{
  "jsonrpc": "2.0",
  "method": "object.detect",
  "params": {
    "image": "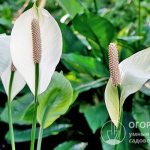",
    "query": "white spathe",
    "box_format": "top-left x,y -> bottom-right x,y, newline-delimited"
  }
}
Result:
0,34 -> 26,100
0,34 -> 11,75
1,62 -> 26,101
105,47 -> 150,126
10,6 -> 62,95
